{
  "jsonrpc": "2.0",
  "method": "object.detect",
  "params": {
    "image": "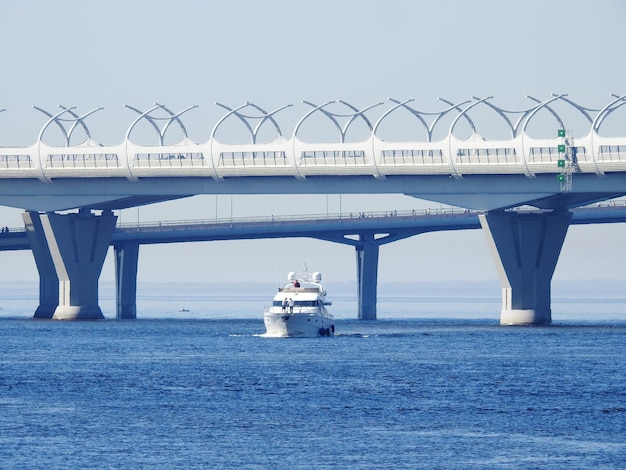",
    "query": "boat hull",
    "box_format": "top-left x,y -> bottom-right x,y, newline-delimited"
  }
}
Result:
263,309 -> 334,337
